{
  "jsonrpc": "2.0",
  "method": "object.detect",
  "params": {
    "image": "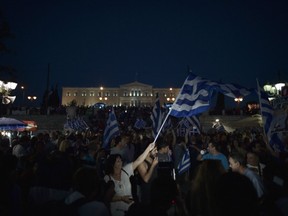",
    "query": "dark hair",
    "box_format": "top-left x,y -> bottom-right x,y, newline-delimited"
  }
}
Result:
114,135 -> 122,146
72,167 -> 99,198
105,154 -> 122,175
156,136 -> 169,150
229,151 -> 246,166
210,141 -> 221,152
189,160 -> 226,216
214,172 -> 259,216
